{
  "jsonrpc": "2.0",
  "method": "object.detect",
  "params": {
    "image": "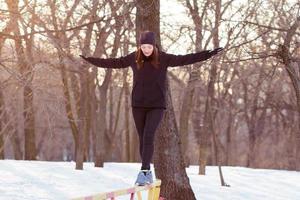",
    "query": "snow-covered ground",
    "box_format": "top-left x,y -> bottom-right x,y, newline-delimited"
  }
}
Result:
0,160 -> 299,200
